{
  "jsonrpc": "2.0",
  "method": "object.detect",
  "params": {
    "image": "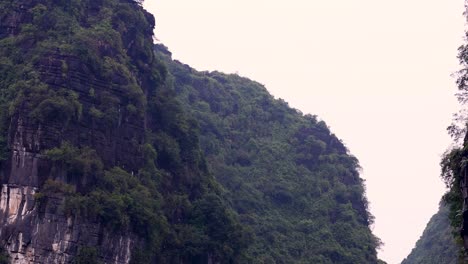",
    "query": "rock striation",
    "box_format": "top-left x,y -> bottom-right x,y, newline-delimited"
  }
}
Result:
0,1 -> 148,263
